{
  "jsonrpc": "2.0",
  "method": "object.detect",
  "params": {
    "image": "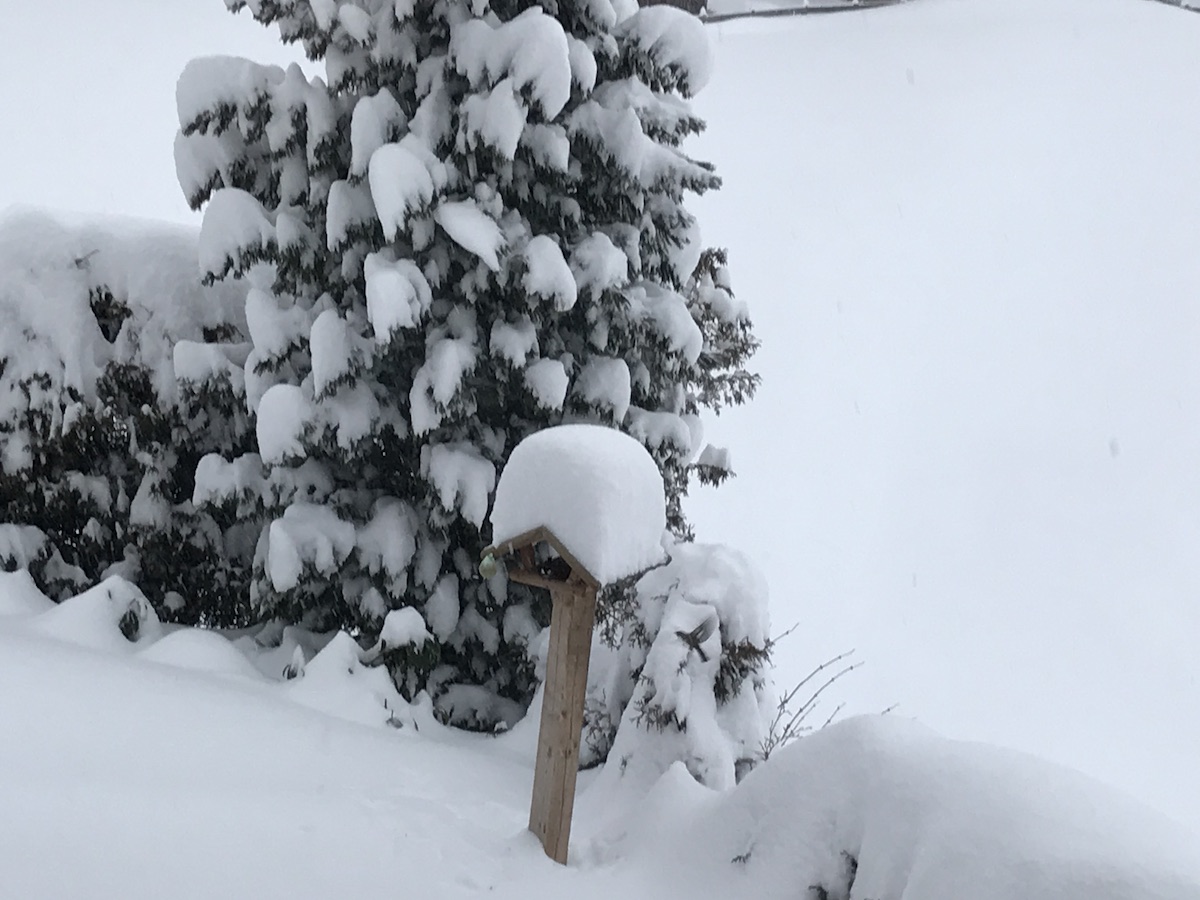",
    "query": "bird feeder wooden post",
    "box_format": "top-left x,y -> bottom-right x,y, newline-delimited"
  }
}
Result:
481,527 -> 601,865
